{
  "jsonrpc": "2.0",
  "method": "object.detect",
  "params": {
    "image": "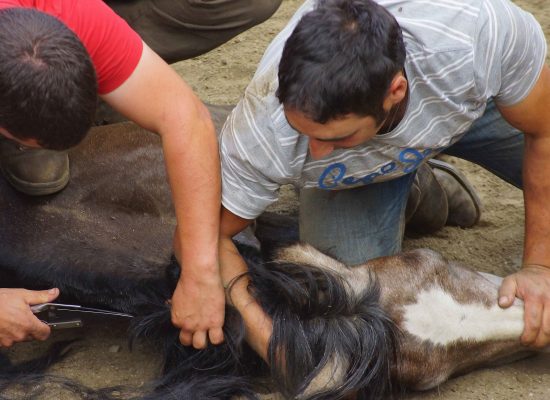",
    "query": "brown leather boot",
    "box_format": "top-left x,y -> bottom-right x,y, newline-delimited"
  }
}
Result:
405,162 -> 449,235
0,137 -> 69,196
428,159 -> 482,228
